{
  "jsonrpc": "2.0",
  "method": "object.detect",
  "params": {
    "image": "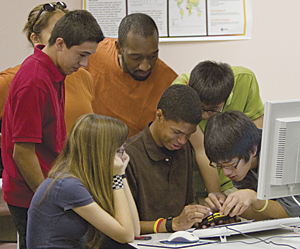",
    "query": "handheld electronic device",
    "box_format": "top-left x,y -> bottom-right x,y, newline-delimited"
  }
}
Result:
198,212 -> 234,227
